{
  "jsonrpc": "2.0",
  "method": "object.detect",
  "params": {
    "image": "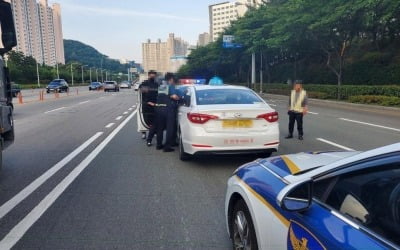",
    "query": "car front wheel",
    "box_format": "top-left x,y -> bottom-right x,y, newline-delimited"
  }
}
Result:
231,199 -> 258,250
